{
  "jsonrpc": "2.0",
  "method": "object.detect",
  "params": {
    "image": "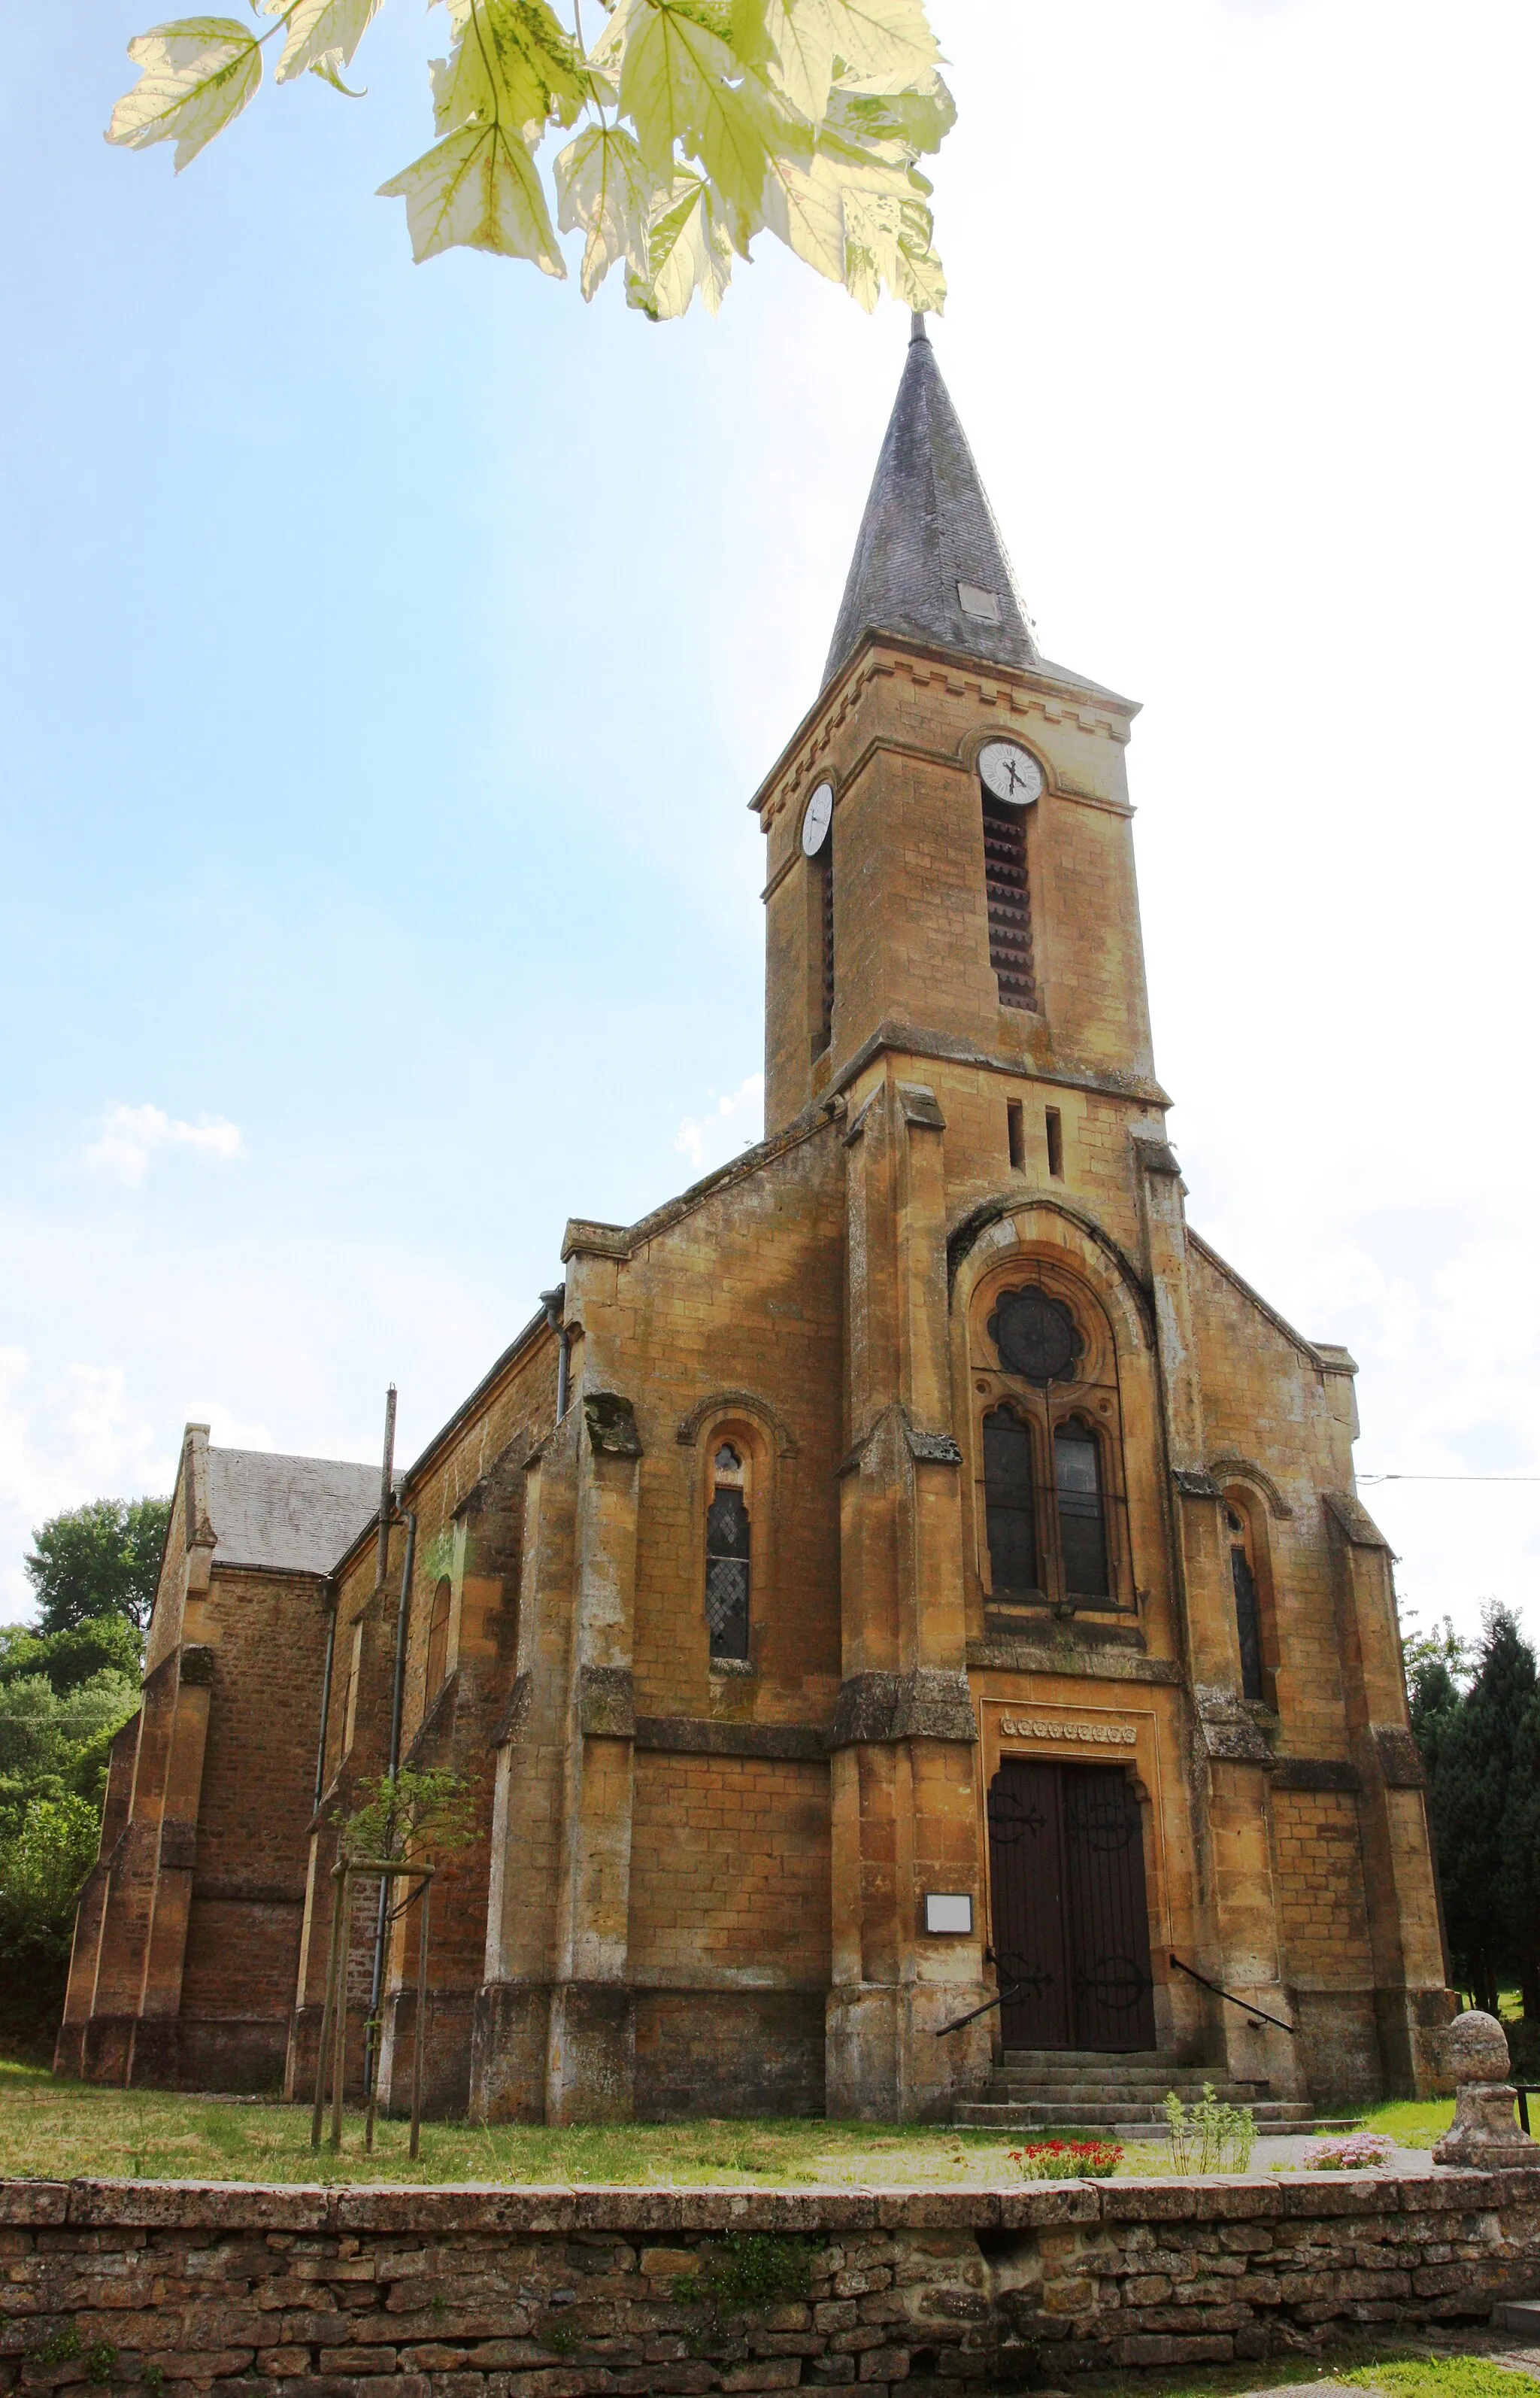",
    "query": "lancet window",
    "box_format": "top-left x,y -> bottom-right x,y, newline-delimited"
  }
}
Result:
817,839 -> 835,1051
425,1575 -> 452,1698
1226,1500 -> 1266,1704
983,1407 -> 1038,1594
705,1442 -> 752,1662
1053,1421 -> 1109,1599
